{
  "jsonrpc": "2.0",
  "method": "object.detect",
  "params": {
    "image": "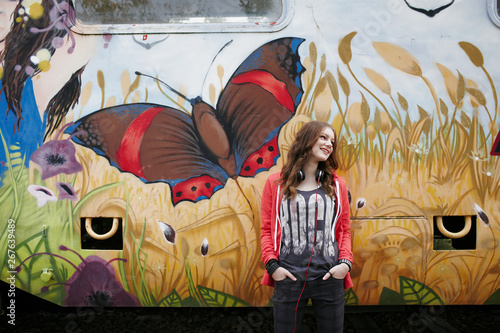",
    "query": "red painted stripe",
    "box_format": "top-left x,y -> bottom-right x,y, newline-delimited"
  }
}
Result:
231,70 -> 294,112
116,107 -> 163,179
